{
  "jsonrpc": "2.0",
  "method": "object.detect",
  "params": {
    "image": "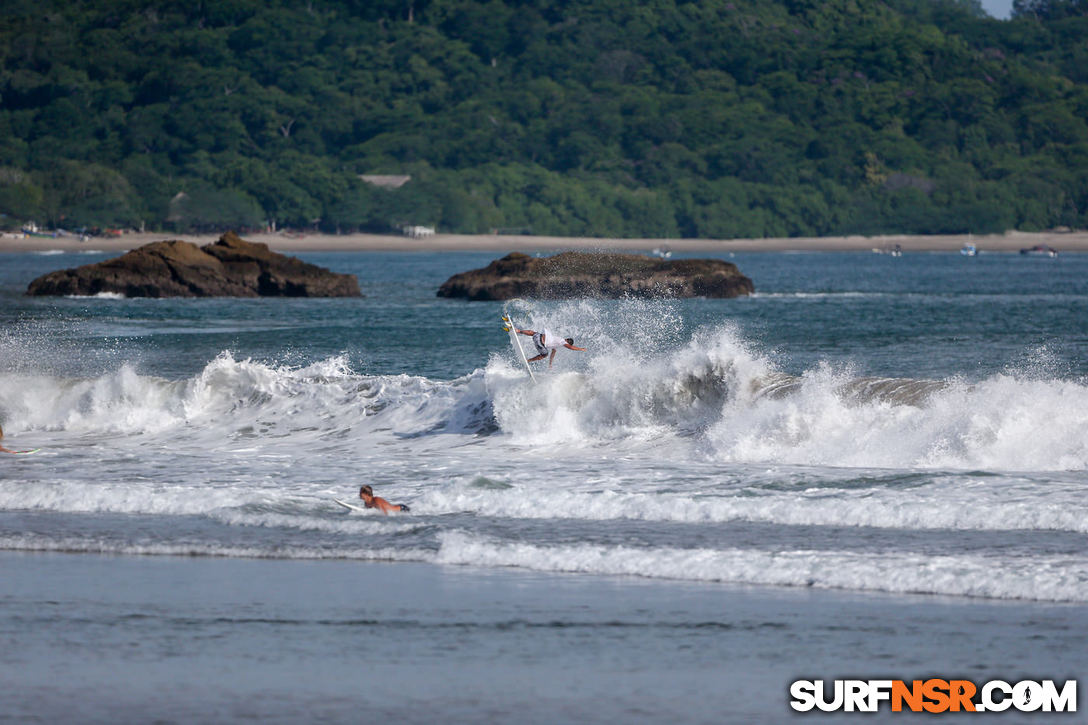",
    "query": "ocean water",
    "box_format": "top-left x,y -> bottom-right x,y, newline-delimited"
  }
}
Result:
2,247 -> 1086,722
